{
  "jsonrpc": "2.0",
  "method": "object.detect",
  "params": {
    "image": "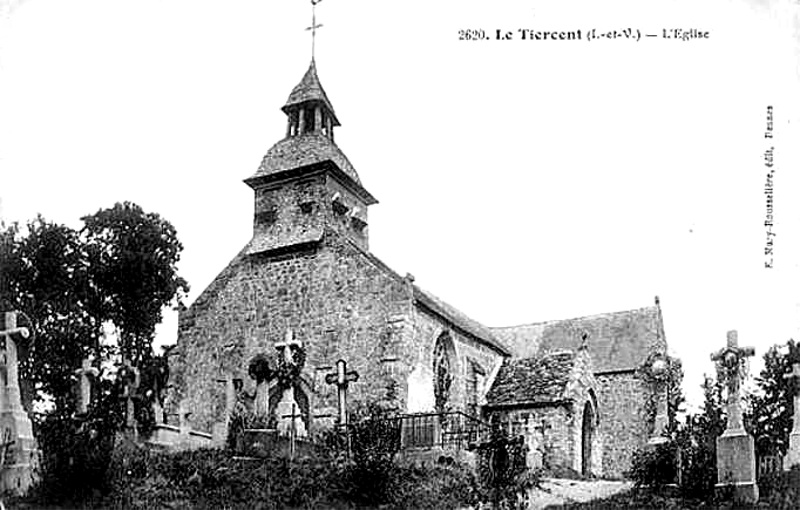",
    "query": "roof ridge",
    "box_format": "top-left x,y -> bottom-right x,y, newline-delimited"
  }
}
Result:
491,304 -> 659,331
